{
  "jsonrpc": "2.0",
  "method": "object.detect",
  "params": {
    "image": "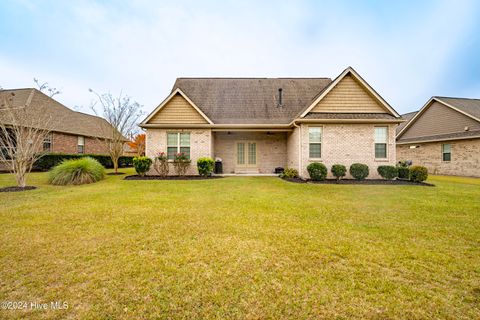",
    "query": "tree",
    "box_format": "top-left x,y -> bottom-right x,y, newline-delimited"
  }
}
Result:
127,133 -> 146,156
0,82 -> 60,188
89,90 -> 143,174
